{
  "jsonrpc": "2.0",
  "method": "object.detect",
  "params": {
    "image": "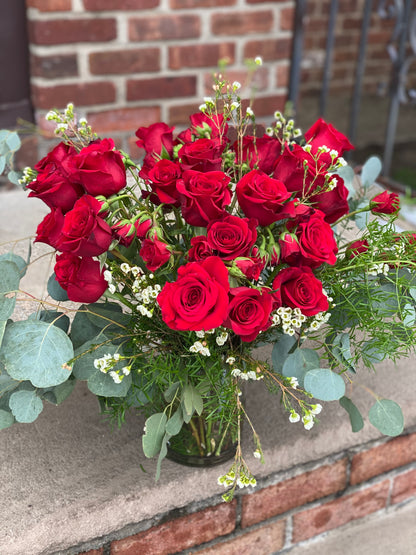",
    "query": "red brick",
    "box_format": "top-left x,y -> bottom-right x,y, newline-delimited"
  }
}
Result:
391,469 -> 416,505
28,19 -> 116,45
14,135 -> 40,170
110,501 -> 237,554
194,519 -> 286,554
84,0 -> 159,9
171,0 -> 235,6
127,76 -> 196,101
32,82 -> 116,110
211,11 -> 274,36
241,459 -> 348,528
30,53 -> 78,79
276,64 -> 290,88
244,38 -> 292,61
169,43 -> 235,70
87,106 -> 161,133
26,0 -> 71,10
168,102 -> 201,126
280,6 -> 295,31
89,48 -> 160,75
129,15 -> 200,42
203,67 -> 269,95
292,480 -> 390,542
246,0 -> 286,3
350,434 -> 416,485
77,549 -> 104,555
252,94 -> 286,118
